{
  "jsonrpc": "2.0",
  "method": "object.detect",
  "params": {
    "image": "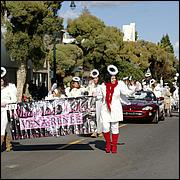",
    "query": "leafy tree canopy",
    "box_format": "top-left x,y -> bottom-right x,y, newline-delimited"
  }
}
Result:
50,43 -> 83,77
3,1 -> 63,69
158,34 -> 174,54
